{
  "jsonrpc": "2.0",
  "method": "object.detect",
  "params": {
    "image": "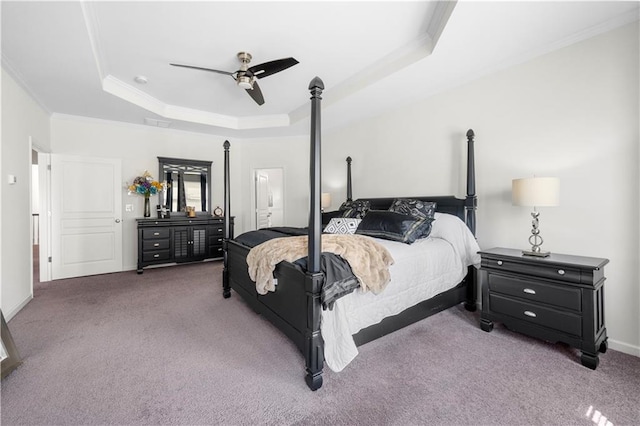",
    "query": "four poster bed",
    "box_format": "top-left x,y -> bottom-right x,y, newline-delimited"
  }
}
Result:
222,77 -> 479,390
